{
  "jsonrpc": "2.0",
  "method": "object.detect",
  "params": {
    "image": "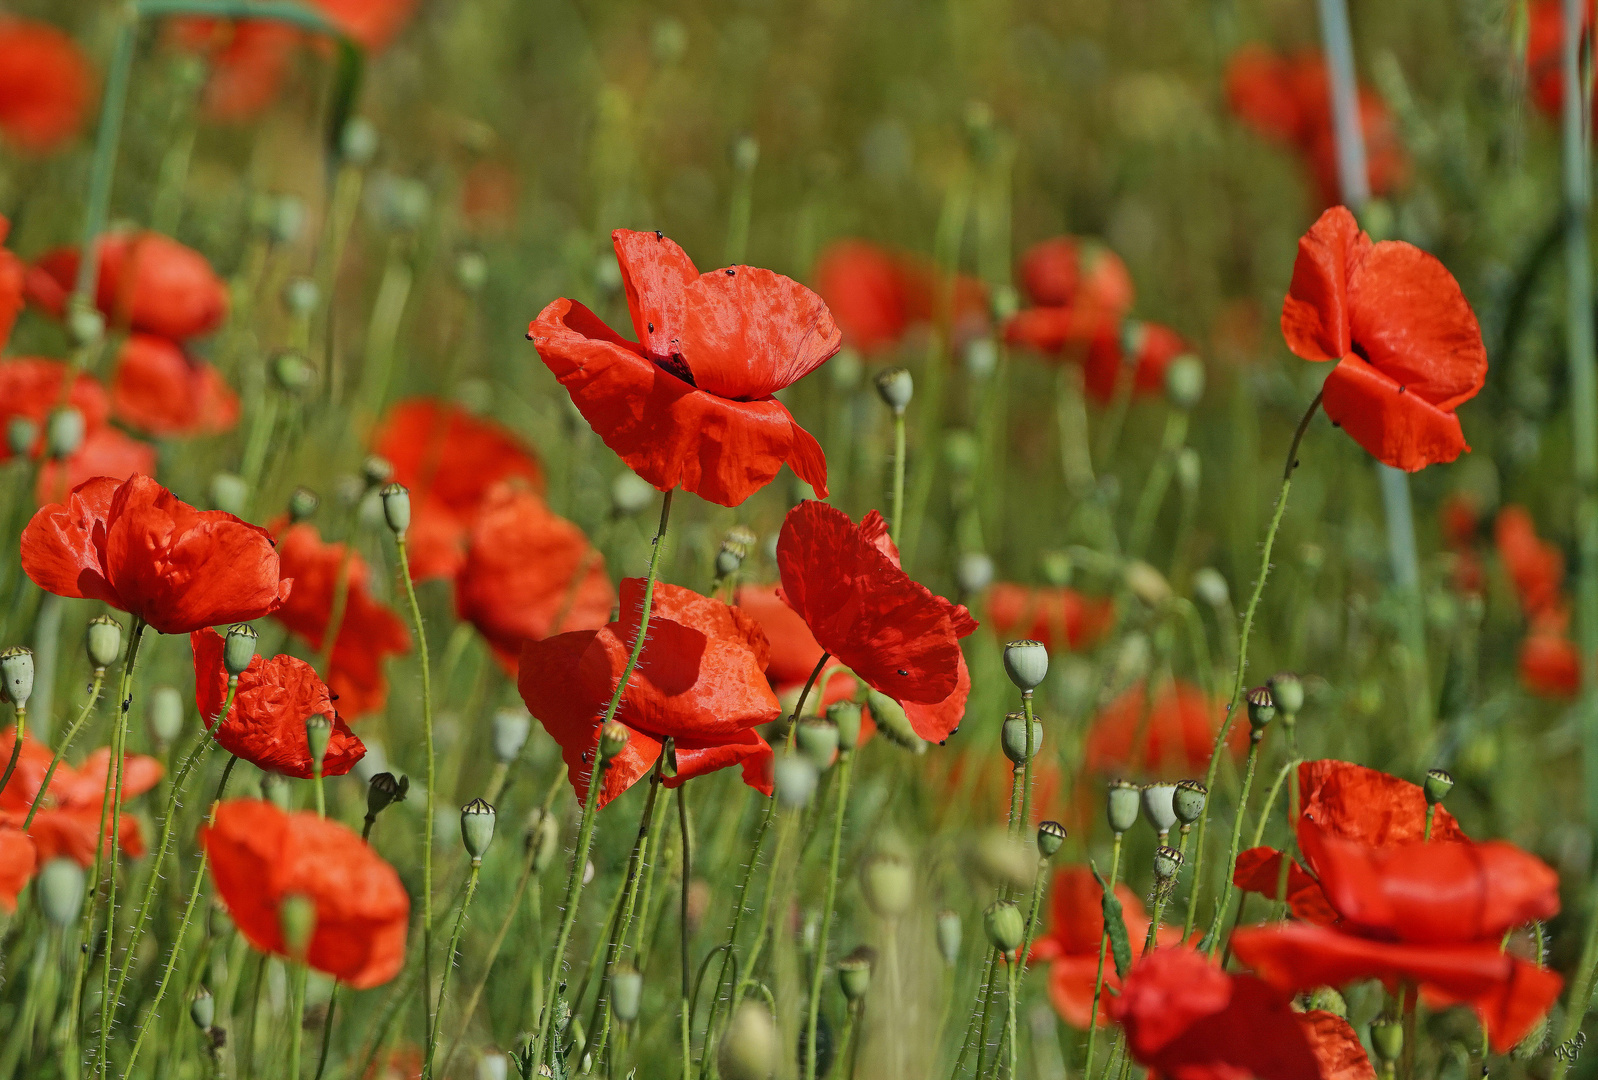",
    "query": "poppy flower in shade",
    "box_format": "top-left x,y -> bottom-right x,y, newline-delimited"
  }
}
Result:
371,398 -> 545,581
1081,321 -> 1192,404
775,501 -> 977,742
0,17 -> 93,154
454,483 -> 615,671
0,826 -> 34,913
1113,945 -> 1375,1080
33,427 -> 158,509
0,216 -> 24,350
26,230 -> 229,341
1280,206 -> 1487,472
1083,680 -> 1239,777
986,583 -> 1115,654
201,798 -> 409,988
1029,866 -> 1185,1027
168,18 -> 301,122
1520,630 -> 1580,698
21,474 -> 291,636
815,240 -> 916,355
268,523 -> 408,719
111,333 -> 240,438
0,729 -> 162,866
191,628 -> 365,779
518,580 -> 781,810
528,229 -> 838,508
1231,847 -> 1341,925
1495,506 -> 1566,621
